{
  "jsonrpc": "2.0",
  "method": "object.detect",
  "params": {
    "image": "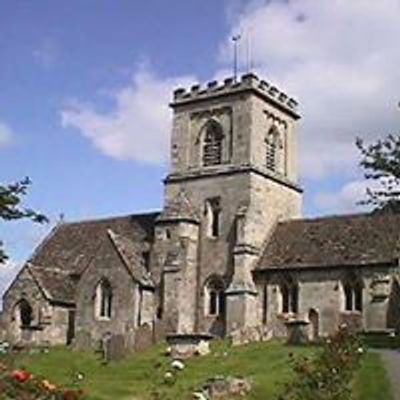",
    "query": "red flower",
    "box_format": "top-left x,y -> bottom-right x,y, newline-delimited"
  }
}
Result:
10,369 -> 32,382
